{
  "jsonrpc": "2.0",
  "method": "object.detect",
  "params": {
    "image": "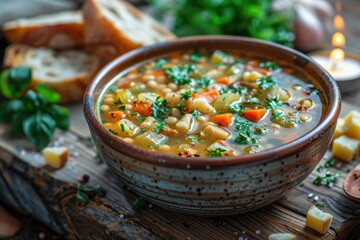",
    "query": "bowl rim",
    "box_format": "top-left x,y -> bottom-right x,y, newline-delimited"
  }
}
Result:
84,35 -> 341,169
